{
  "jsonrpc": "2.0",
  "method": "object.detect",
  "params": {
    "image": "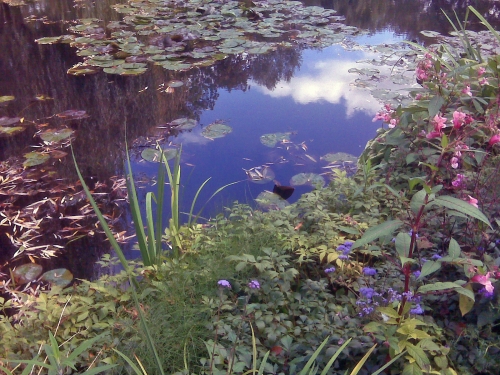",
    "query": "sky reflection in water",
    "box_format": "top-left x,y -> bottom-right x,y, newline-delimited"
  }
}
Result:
135,32 -> 409,217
